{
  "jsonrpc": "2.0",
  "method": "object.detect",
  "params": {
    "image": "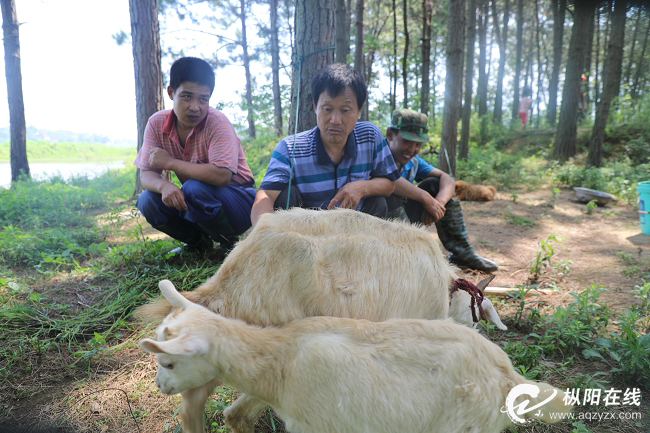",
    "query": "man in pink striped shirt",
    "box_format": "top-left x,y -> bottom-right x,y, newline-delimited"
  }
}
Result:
134,57 -> 256,253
